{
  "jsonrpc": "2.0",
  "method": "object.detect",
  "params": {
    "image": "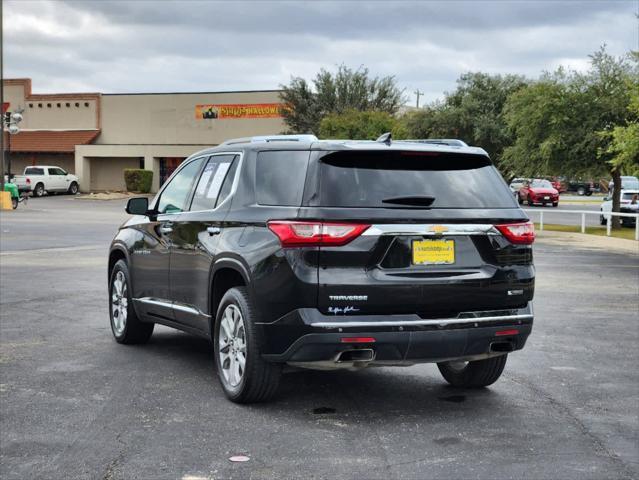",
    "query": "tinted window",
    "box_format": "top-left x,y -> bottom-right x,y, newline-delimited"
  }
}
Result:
190,155 -> 236,211
25,168 -> 44,175
319,151 -> 516,209
216,157 -> 240,207
49,168 -> 66,175
157,157 -> 205,214
256,151 -> 309,206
